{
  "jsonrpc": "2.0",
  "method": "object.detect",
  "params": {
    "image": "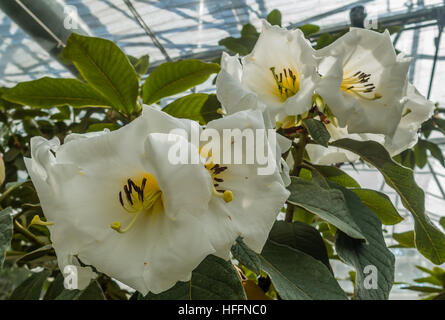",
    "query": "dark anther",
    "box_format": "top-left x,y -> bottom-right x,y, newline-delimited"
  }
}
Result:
124,185 -> 133,205
214,178 -> 224,182
119,191 -> 124,207
140,178 -> 147,201
353,71 -> 361,77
